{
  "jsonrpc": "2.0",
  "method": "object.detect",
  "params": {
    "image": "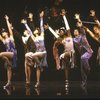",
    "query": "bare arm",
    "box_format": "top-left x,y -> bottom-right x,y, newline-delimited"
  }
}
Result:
74,13 -> 82,23
60,9 -> 70,30
74,13 -> 86,35
5,15 -> 14,40
90,10 -> 100,27
40,11 -> 44,37
53,40 -> 61,59
0,35 -> 4,43
86,27 -> 100,43
21,19 -> 35,40
44,24 -> 60,39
